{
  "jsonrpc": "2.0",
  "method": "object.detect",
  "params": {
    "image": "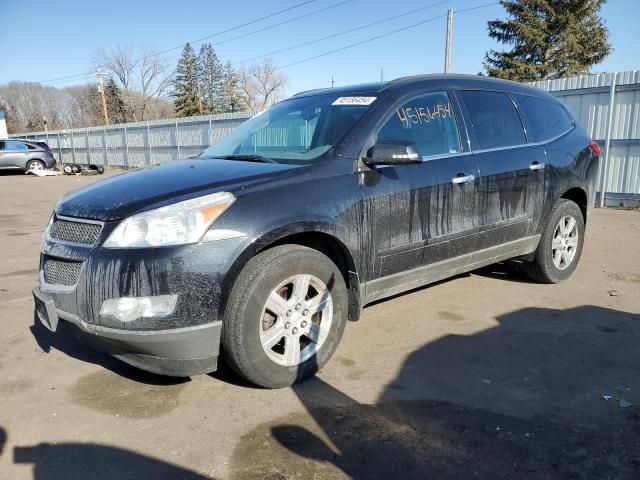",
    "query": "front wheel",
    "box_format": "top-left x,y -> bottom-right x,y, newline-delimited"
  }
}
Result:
222,245 -> 348,388
524,199 -> 585,283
